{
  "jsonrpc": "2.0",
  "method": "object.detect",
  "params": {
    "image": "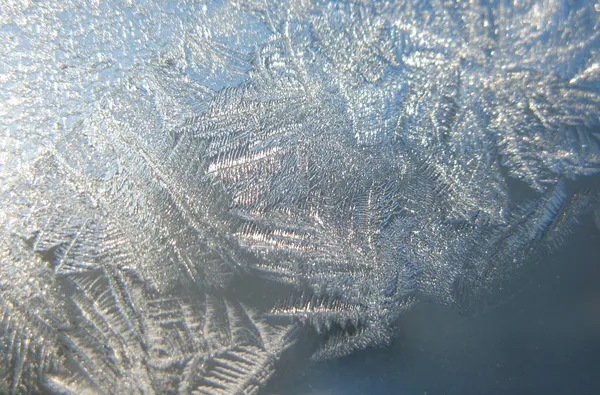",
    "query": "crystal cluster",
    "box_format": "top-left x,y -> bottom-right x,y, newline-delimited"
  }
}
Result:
0,0 -> 598,393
